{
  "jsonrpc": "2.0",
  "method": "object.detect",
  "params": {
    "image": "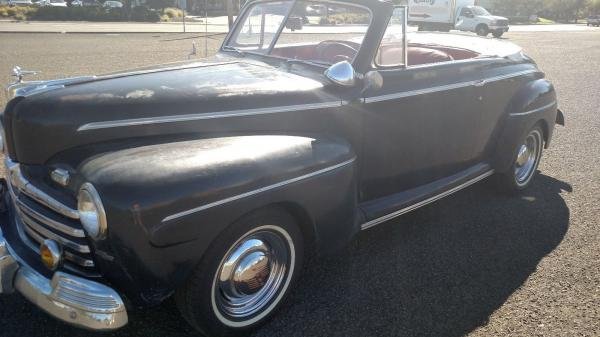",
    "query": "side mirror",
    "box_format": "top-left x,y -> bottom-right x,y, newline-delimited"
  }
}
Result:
324,61 -> 356,87
363,71 -> 383,92
466,13 -> 474,18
